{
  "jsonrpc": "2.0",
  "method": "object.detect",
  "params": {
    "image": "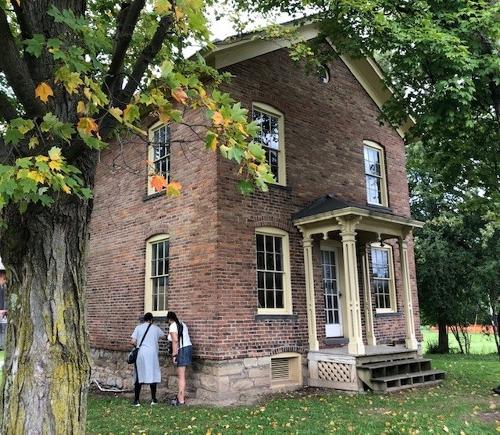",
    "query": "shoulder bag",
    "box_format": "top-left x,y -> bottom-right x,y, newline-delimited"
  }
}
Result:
127,323 -> 152,364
